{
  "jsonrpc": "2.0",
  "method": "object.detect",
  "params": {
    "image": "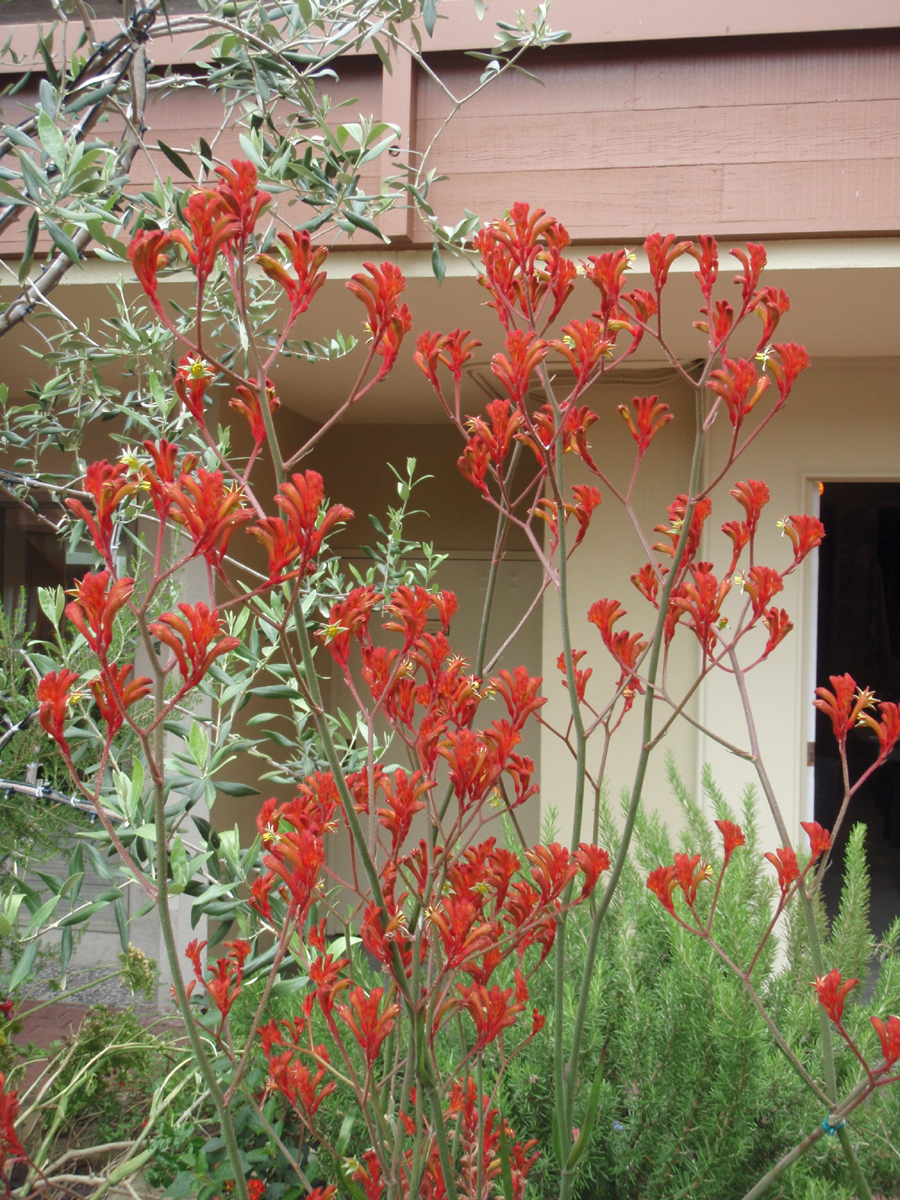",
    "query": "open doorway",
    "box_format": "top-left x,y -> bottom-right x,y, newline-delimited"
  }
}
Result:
814,482 -> 900,937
